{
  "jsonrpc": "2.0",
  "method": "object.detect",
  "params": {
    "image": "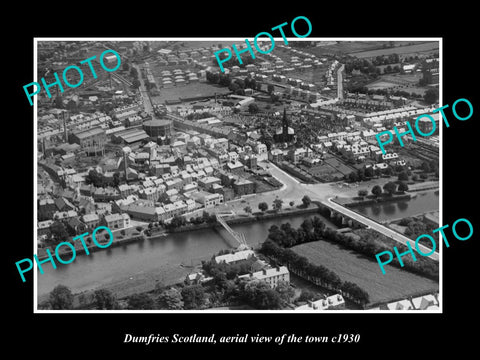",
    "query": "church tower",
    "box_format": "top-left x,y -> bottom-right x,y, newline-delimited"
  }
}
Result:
282,108 -> 289,139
